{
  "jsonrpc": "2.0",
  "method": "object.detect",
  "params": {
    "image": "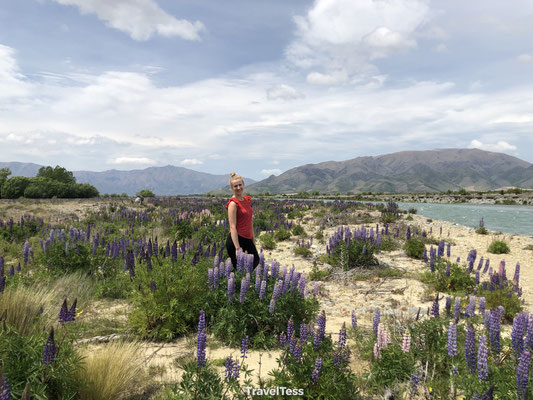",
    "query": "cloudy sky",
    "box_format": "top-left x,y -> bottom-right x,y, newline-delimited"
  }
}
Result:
1,0 -> 533,180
